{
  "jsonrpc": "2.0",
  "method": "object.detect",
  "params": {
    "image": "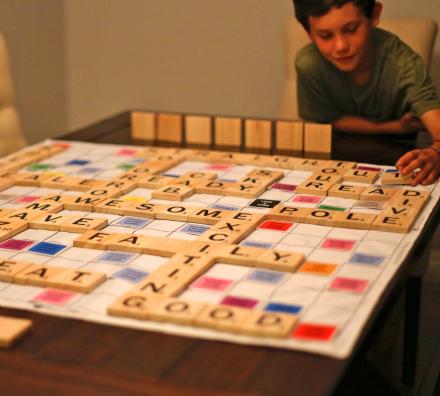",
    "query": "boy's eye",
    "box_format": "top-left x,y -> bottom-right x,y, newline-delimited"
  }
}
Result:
318,33 -> 332,40
344,25 -> 359,33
